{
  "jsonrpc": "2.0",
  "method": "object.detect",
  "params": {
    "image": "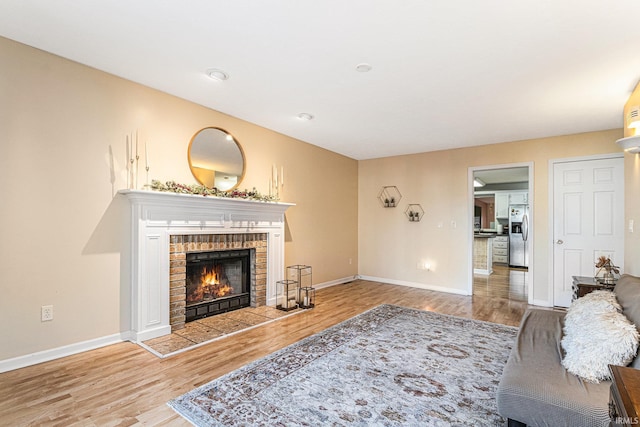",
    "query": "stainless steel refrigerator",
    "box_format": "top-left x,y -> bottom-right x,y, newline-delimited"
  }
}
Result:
508,204 -> 529,268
